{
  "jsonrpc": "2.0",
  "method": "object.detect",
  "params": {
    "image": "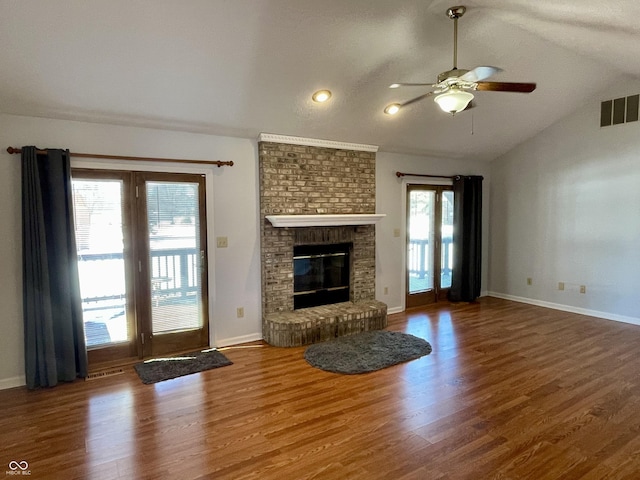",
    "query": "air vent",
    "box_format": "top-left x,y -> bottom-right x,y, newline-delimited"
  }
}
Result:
85,368 -> 125,380
601,94 -> 639,127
